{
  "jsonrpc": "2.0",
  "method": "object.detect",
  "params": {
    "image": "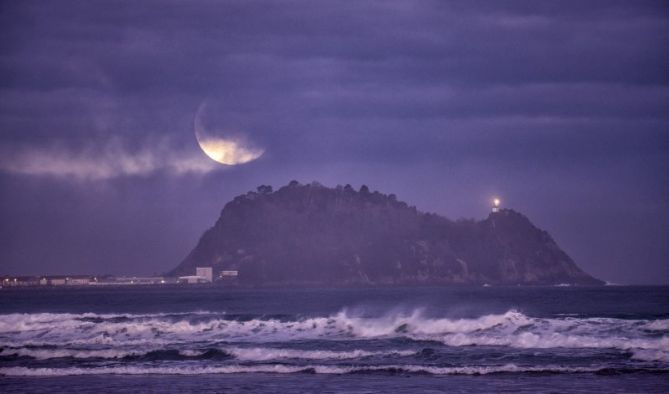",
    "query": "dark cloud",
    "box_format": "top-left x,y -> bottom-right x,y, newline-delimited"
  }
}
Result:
1,1 -> 668,283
